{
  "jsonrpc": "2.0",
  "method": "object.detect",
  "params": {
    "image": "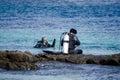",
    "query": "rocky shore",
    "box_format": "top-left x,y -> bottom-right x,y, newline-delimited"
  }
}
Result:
35,52 -> 120,66
0,50 -> 38,70
0,50 -> 120,70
